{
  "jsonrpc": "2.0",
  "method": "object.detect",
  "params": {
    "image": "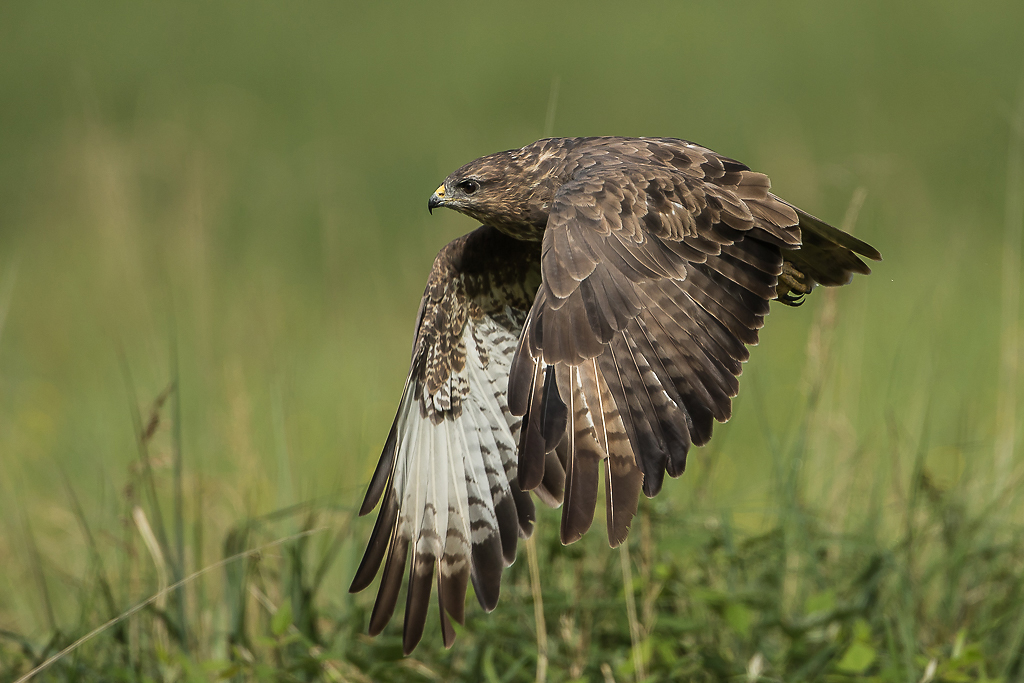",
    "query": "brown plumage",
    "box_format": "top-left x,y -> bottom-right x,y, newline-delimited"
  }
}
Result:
351,136 -> 881,653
